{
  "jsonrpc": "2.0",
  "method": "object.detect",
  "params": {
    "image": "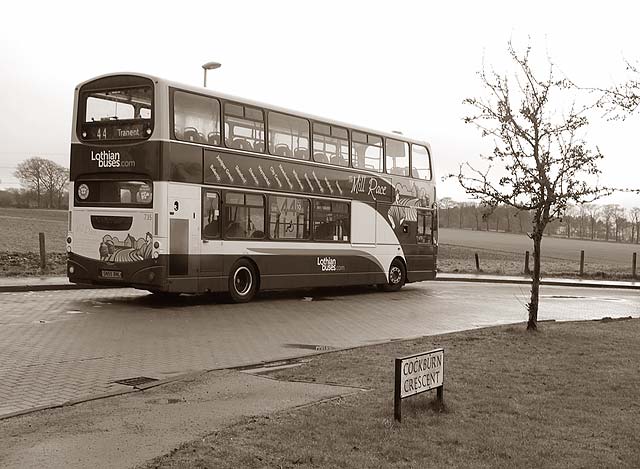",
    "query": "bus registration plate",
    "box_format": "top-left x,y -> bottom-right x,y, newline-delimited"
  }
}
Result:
100,270 -> 122,279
